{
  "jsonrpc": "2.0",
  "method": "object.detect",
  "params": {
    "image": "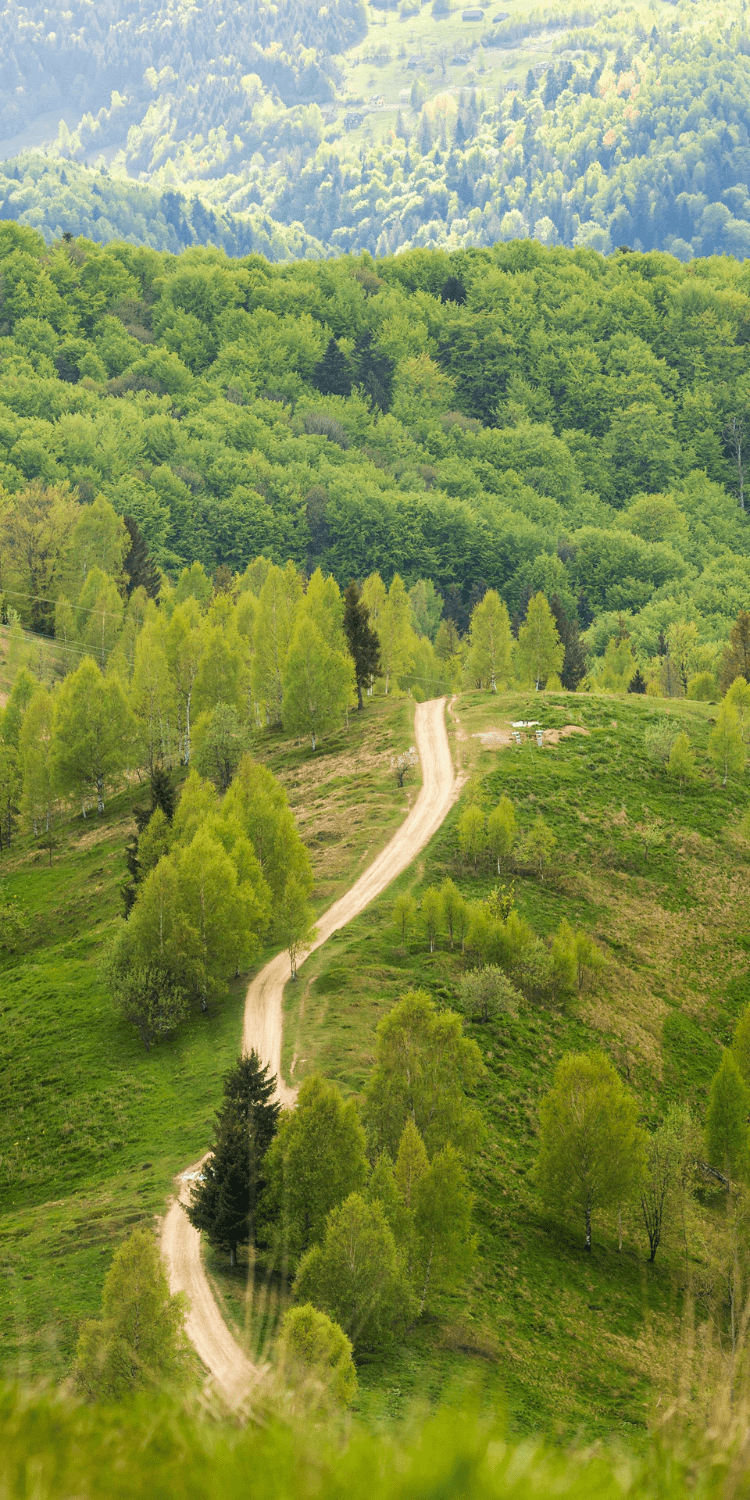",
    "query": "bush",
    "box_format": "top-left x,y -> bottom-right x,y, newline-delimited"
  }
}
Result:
687,670 -> 717,701
276,1304 -> 357,1412
644,719 -> 679,764
459,965 -> 521,1022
